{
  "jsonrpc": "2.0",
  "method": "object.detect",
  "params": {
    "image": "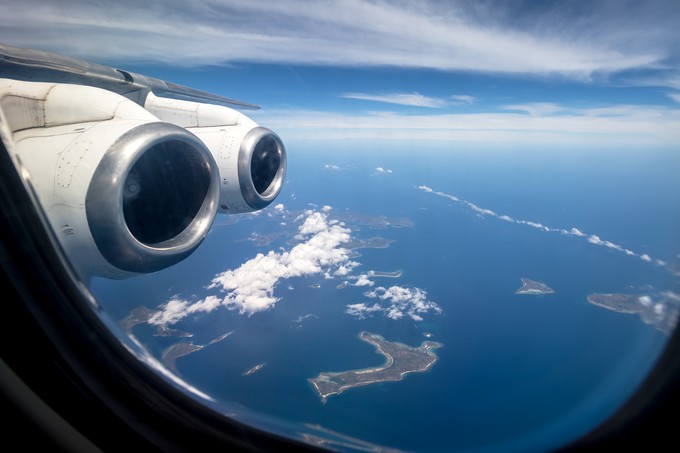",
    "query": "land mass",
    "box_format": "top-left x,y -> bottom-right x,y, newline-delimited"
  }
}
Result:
308,332 -> 443,403
120,306 -> 192,337
161,330 -> 234,372
587,293 -> 680,335
162,342 -> 203,372
346,237 -> 395,250
243,363 -> 266,376
587,293 -> 641,313
515,278 -> 554,295
366,270 -> 403,278
334,212 -> 413,230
